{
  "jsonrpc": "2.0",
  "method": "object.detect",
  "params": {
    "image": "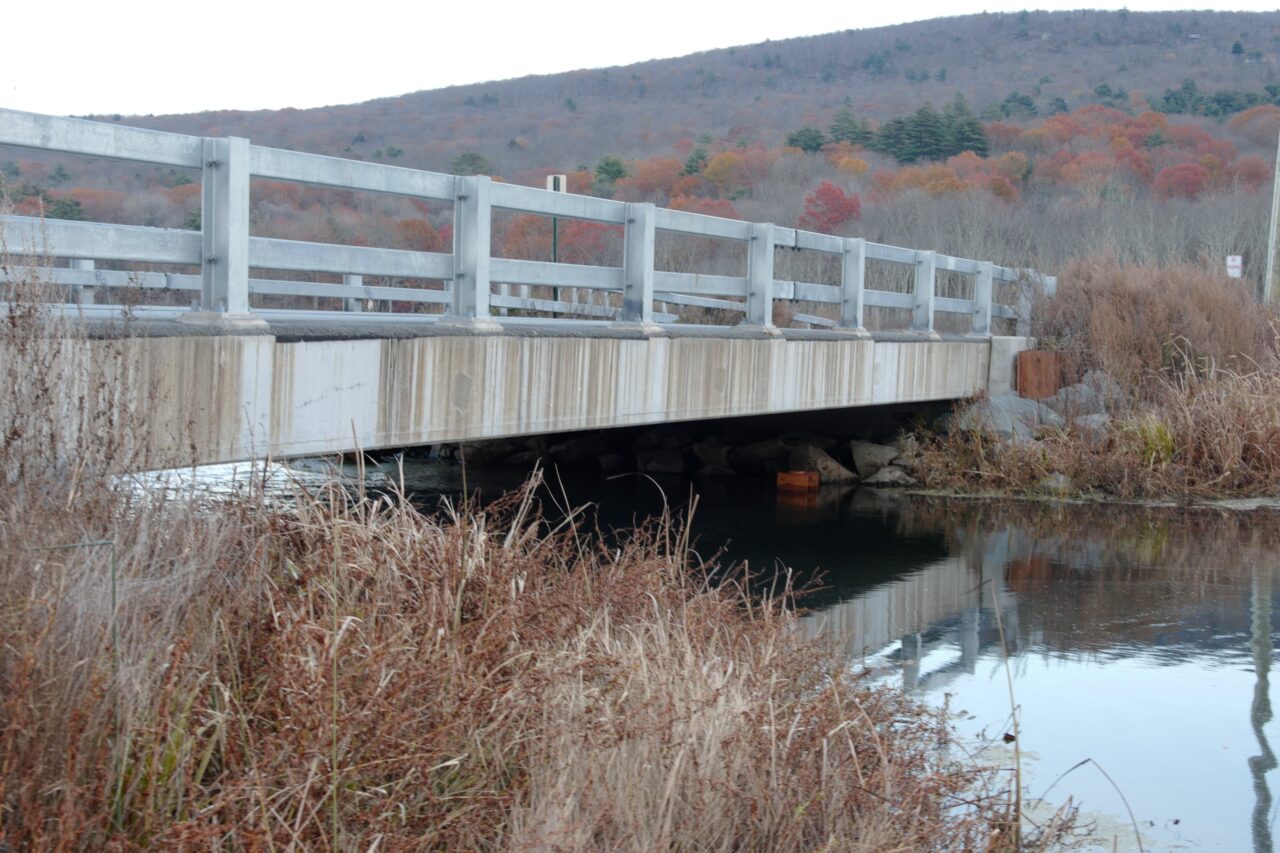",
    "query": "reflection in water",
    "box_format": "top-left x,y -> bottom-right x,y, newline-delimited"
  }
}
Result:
799,501 -> 1280,853
1252,564 -> 1274,853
